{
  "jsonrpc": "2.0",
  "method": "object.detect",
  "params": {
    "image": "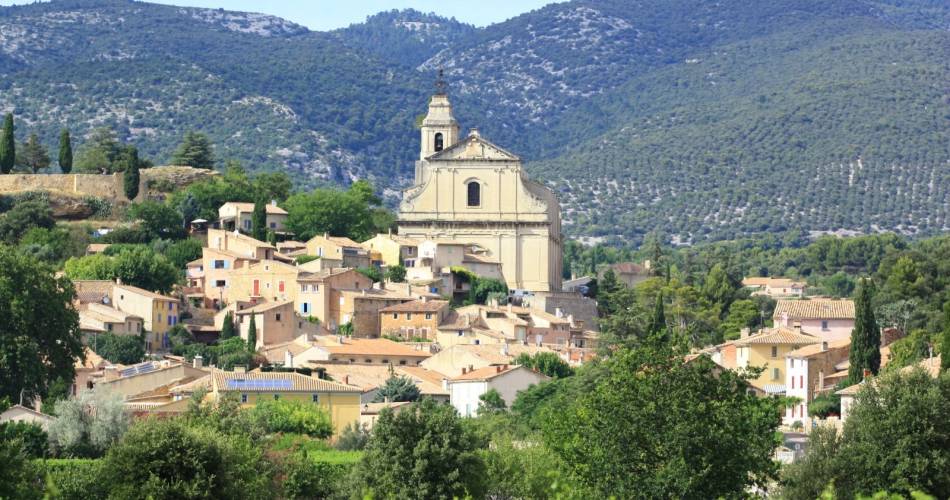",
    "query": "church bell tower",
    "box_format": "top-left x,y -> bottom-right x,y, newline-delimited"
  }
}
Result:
419,69 -> 460,161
